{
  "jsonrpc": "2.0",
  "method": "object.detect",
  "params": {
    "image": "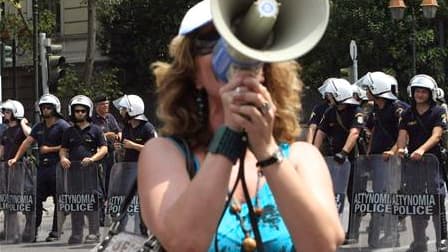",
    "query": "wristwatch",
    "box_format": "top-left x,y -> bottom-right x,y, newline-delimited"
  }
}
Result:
256,147 -> 284,168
